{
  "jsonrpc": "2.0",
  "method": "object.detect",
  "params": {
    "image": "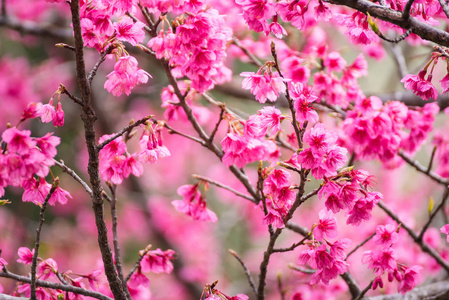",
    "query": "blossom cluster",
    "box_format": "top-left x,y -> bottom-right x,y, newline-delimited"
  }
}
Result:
172,183 -> 217,223
99,122 -> 170,185
363,224 -> 422,294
